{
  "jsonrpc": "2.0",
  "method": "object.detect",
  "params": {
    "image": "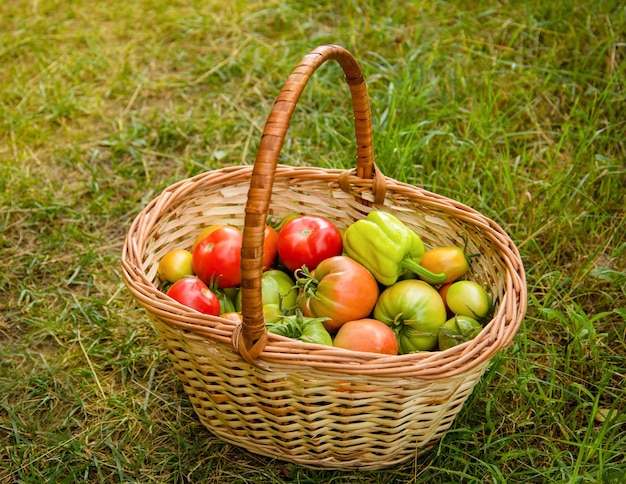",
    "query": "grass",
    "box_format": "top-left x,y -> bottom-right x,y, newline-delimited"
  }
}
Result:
1,0 -> 624,482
